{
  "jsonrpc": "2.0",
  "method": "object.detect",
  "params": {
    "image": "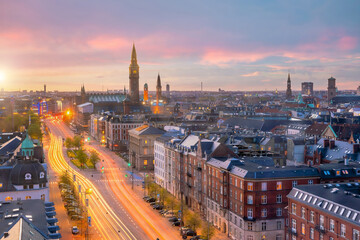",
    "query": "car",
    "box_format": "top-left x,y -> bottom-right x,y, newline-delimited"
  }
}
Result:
72,226 -> 79,235
172,221 -> 181,226
150,201 -> 160,206
185,230 -> 197,237
154,205 -> 164,210
190,236 -> 205,240
168,217 -> 179,222
70,215 -> 83,220
143,196 -> 151,201
159,209 -> 167,214
152,204 -> 159,209
146,197 -> 156,203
